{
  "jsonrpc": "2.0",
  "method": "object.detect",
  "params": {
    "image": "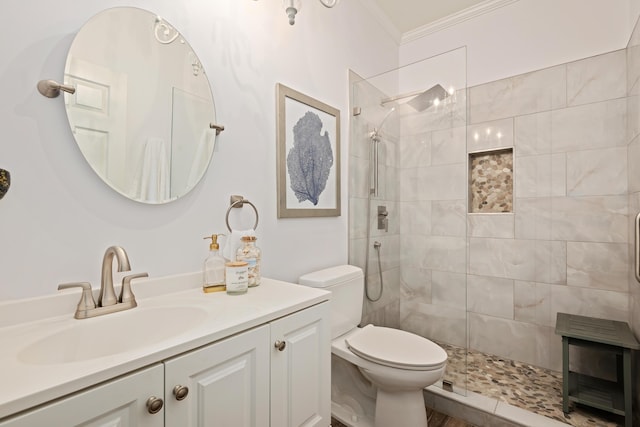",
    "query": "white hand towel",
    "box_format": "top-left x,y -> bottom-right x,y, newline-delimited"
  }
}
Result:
222,229 -> 255,261
131,137 -> 170,202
